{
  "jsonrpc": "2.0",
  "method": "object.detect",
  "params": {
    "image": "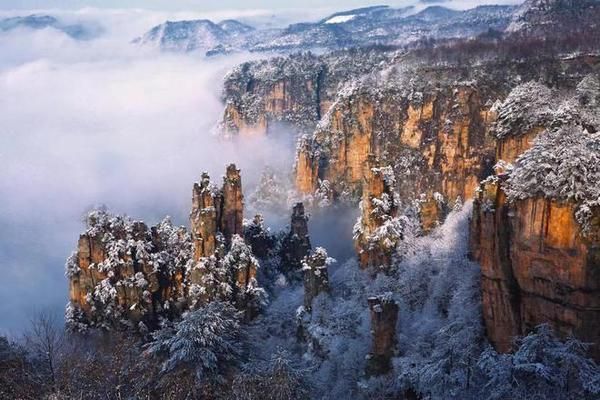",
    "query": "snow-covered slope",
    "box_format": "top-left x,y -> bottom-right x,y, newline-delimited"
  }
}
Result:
135,4 -> 517,55
134,19 -> 254,52
507,0 -> 600,36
